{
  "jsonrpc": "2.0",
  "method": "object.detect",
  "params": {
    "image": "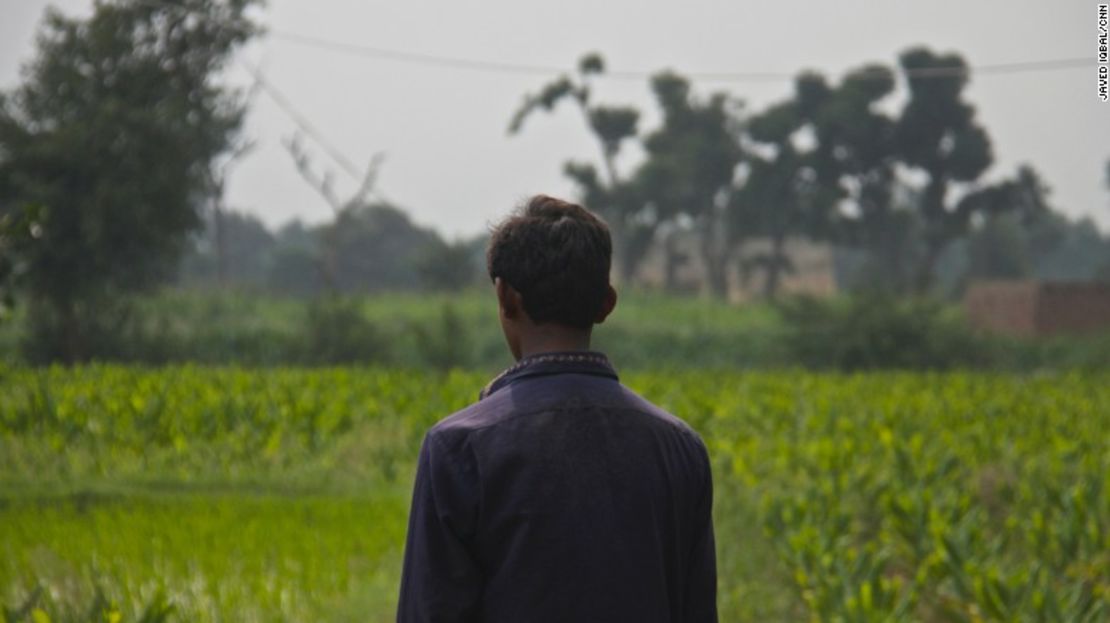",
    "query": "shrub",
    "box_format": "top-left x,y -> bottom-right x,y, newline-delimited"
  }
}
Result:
300,296 -> 389,365
777,294 -> 984,370
411,303 -> 474,370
